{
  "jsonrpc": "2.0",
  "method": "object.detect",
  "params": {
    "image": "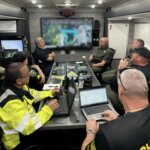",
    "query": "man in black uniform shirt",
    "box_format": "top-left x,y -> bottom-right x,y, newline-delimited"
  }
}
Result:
81,69 -> 150,150
32,37 -> 55,77
104,47 -> 150,114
